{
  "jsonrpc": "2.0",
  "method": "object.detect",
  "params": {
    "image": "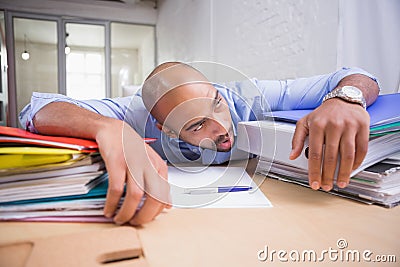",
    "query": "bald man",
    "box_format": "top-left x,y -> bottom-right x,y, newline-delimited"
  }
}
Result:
20,61 -> 379,225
